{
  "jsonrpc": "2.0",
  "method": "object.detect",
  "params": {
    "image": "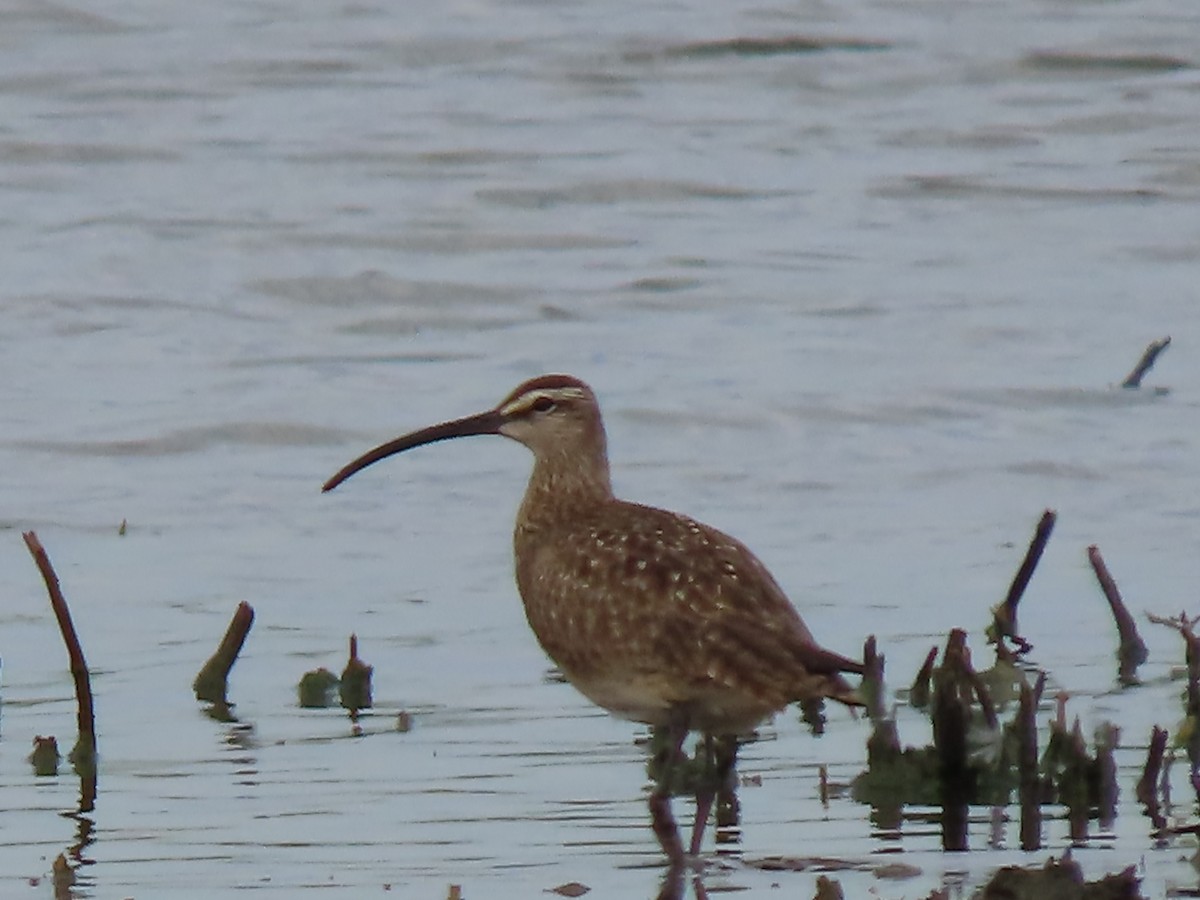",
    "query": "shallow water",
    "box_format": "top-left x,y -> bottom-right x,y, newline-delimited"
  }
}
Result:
2,0 -> 1200,896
